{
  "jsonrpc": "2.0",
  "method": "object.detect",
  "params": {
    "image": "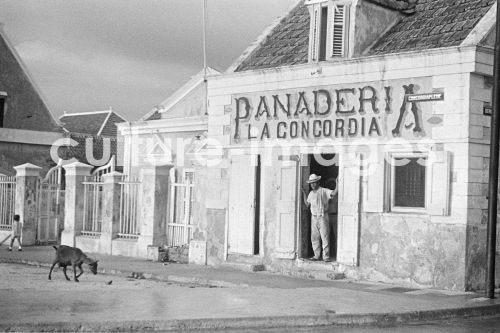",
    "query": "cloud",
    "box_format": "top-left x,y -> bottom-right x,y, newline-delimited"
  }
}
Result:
15,40 -> 197,120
